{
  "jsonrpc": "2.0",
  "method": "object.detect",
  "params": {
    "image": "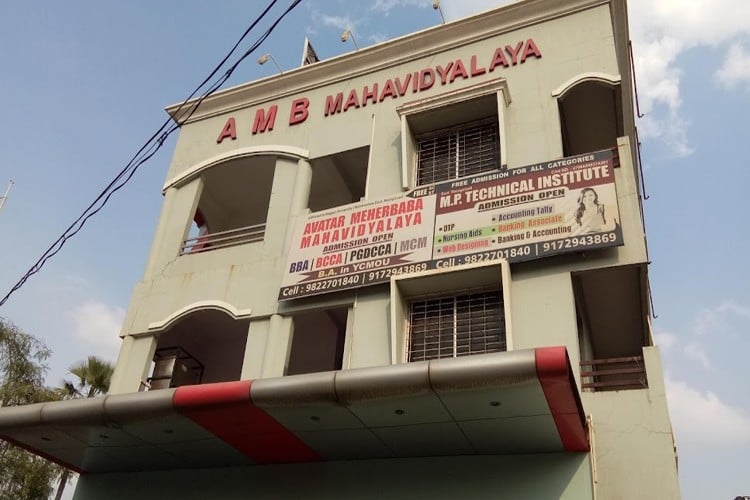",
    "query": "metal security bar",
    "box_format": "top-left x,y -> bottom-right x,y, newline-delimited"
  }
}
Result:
180,223 -> 266,255
580,355 -> 648,391
148,346 -> 204,390
407,289 -> 505,362
416,118 -> 499,186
